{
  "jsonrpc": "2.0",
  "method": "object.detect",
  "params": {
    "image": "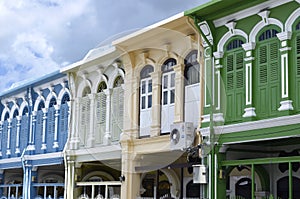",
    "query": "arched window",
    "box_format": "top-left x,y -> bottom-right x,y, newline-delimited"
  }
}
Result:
186,180 -> 200,197
184,50 -> 200,85
20,106 -> 29,153
113,76 -> 124,88
36,101 -> 45,154
184,50 -> 201,127
4,112 -> 9,121
11,110 -> 19,157
47,98 -> 56,153
82,86 -> 91,97
139,65 -> 154,137
95,82 -> 107,144
97,81 -> 107,93
161,58 -> 176,134
223,38 -> 245,123
293,20 -> 300,112
59,93 -> 70,150
111,76 -> 124,141
255,27 -> 280,119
